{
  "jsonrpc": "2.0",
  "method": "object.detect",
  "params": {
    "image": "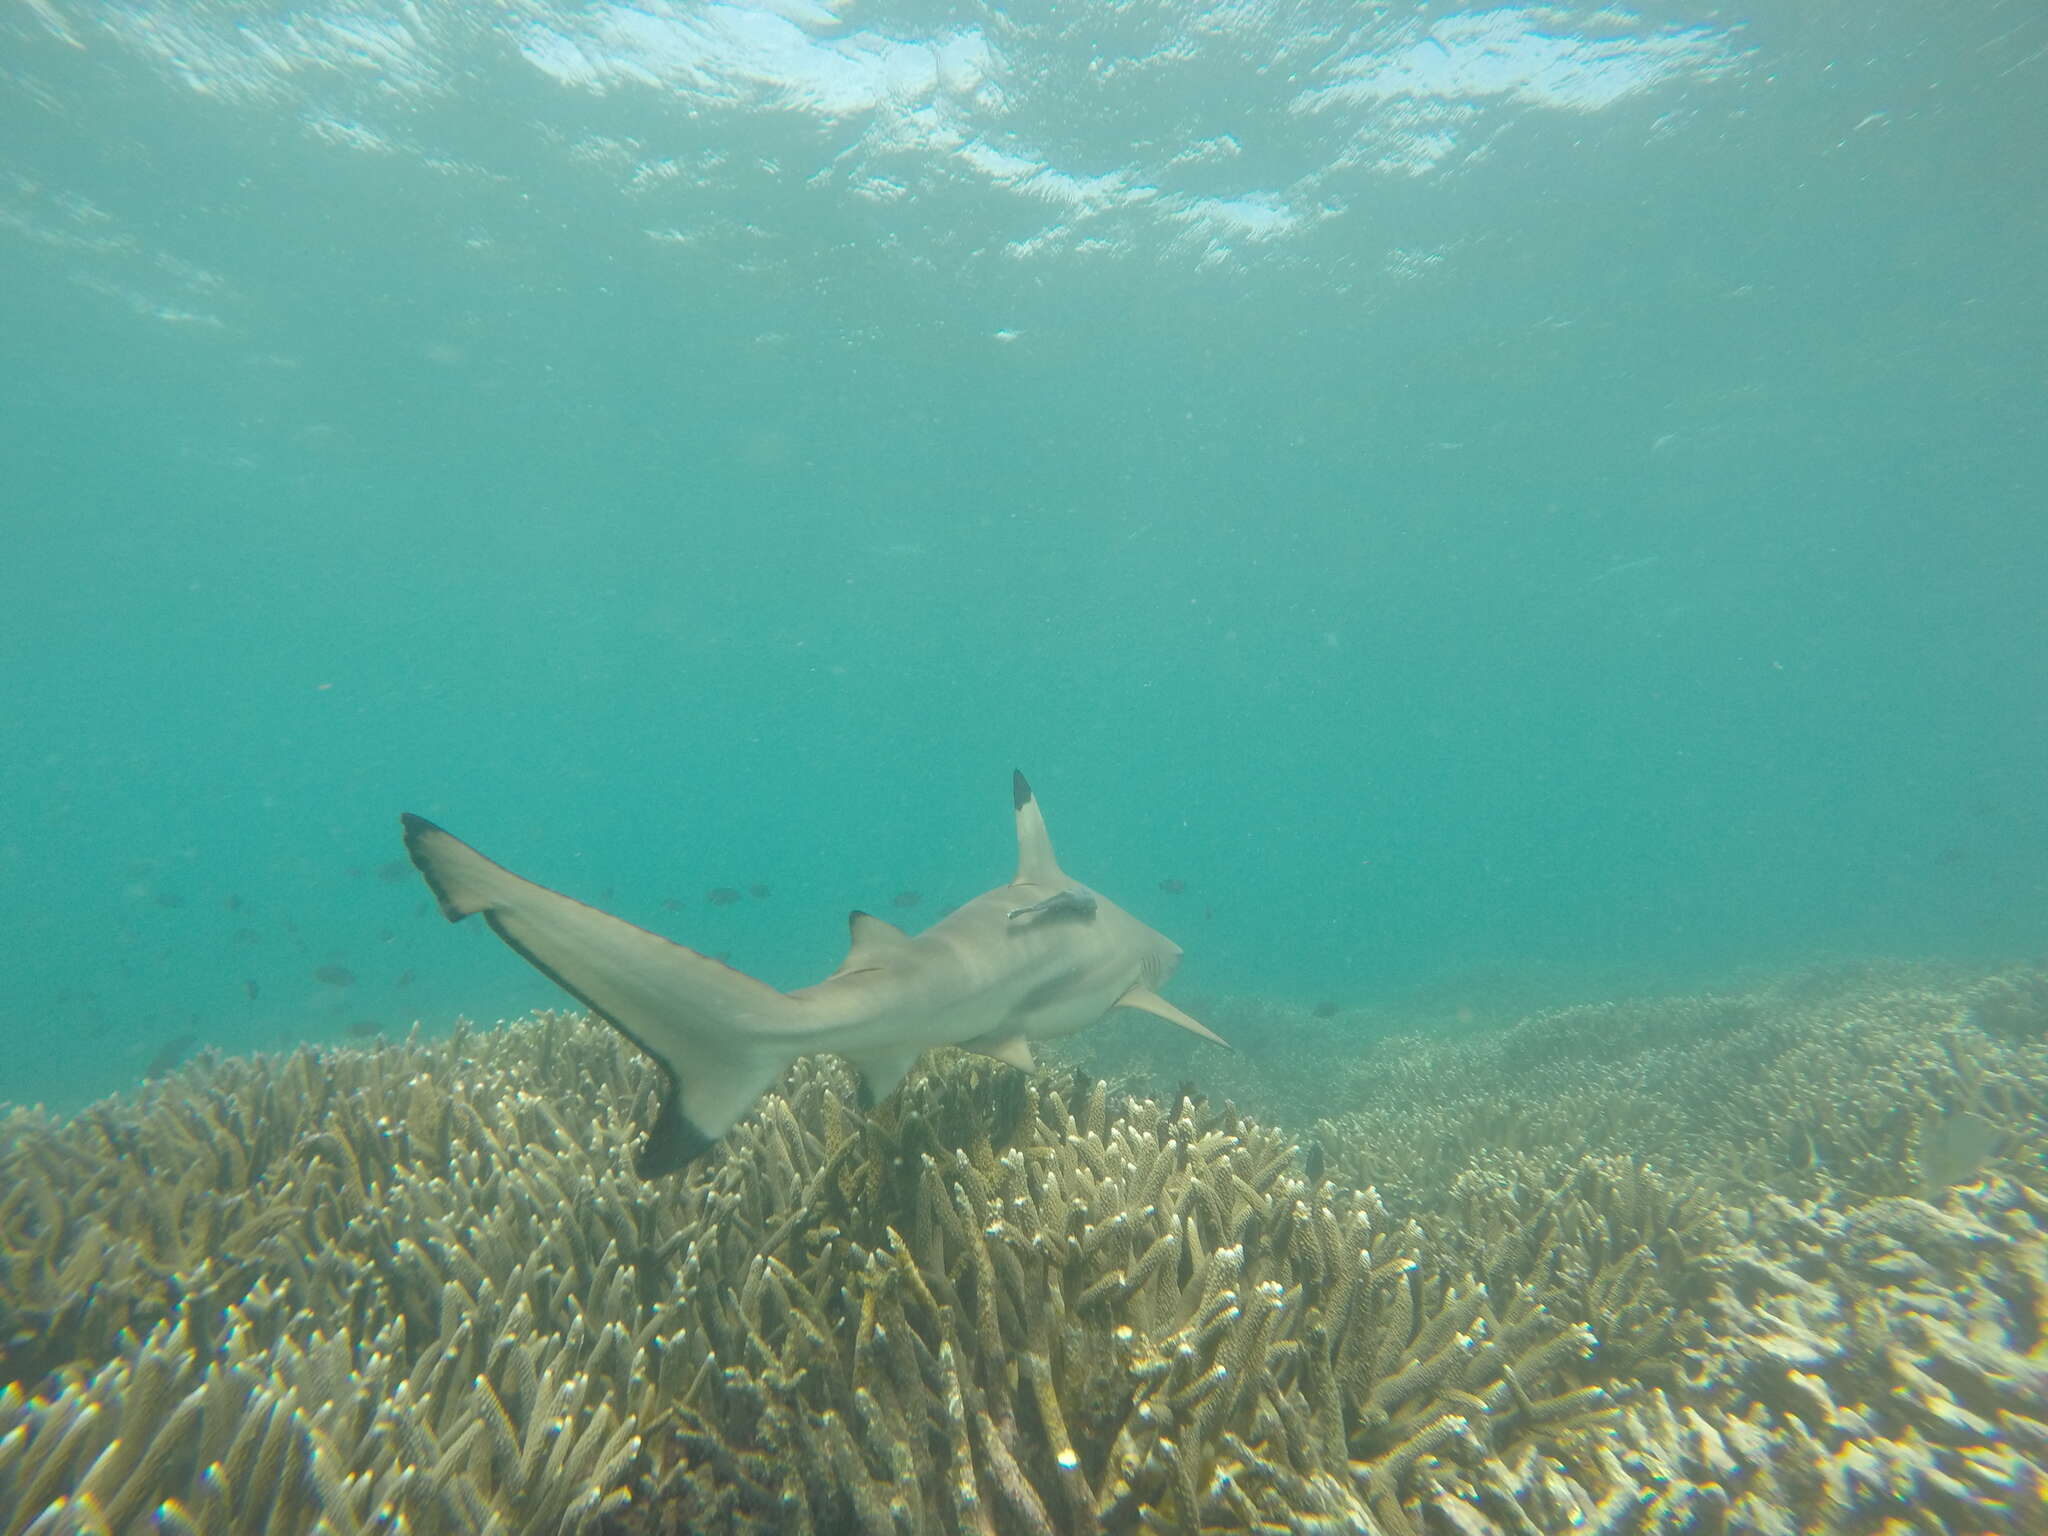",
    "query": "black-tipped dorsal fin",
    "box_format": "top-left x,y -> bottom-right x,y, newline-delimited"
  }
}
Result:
1011,770 -> 1063,886
1116,983 -> 1233,1049
840,910 -> 911,974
